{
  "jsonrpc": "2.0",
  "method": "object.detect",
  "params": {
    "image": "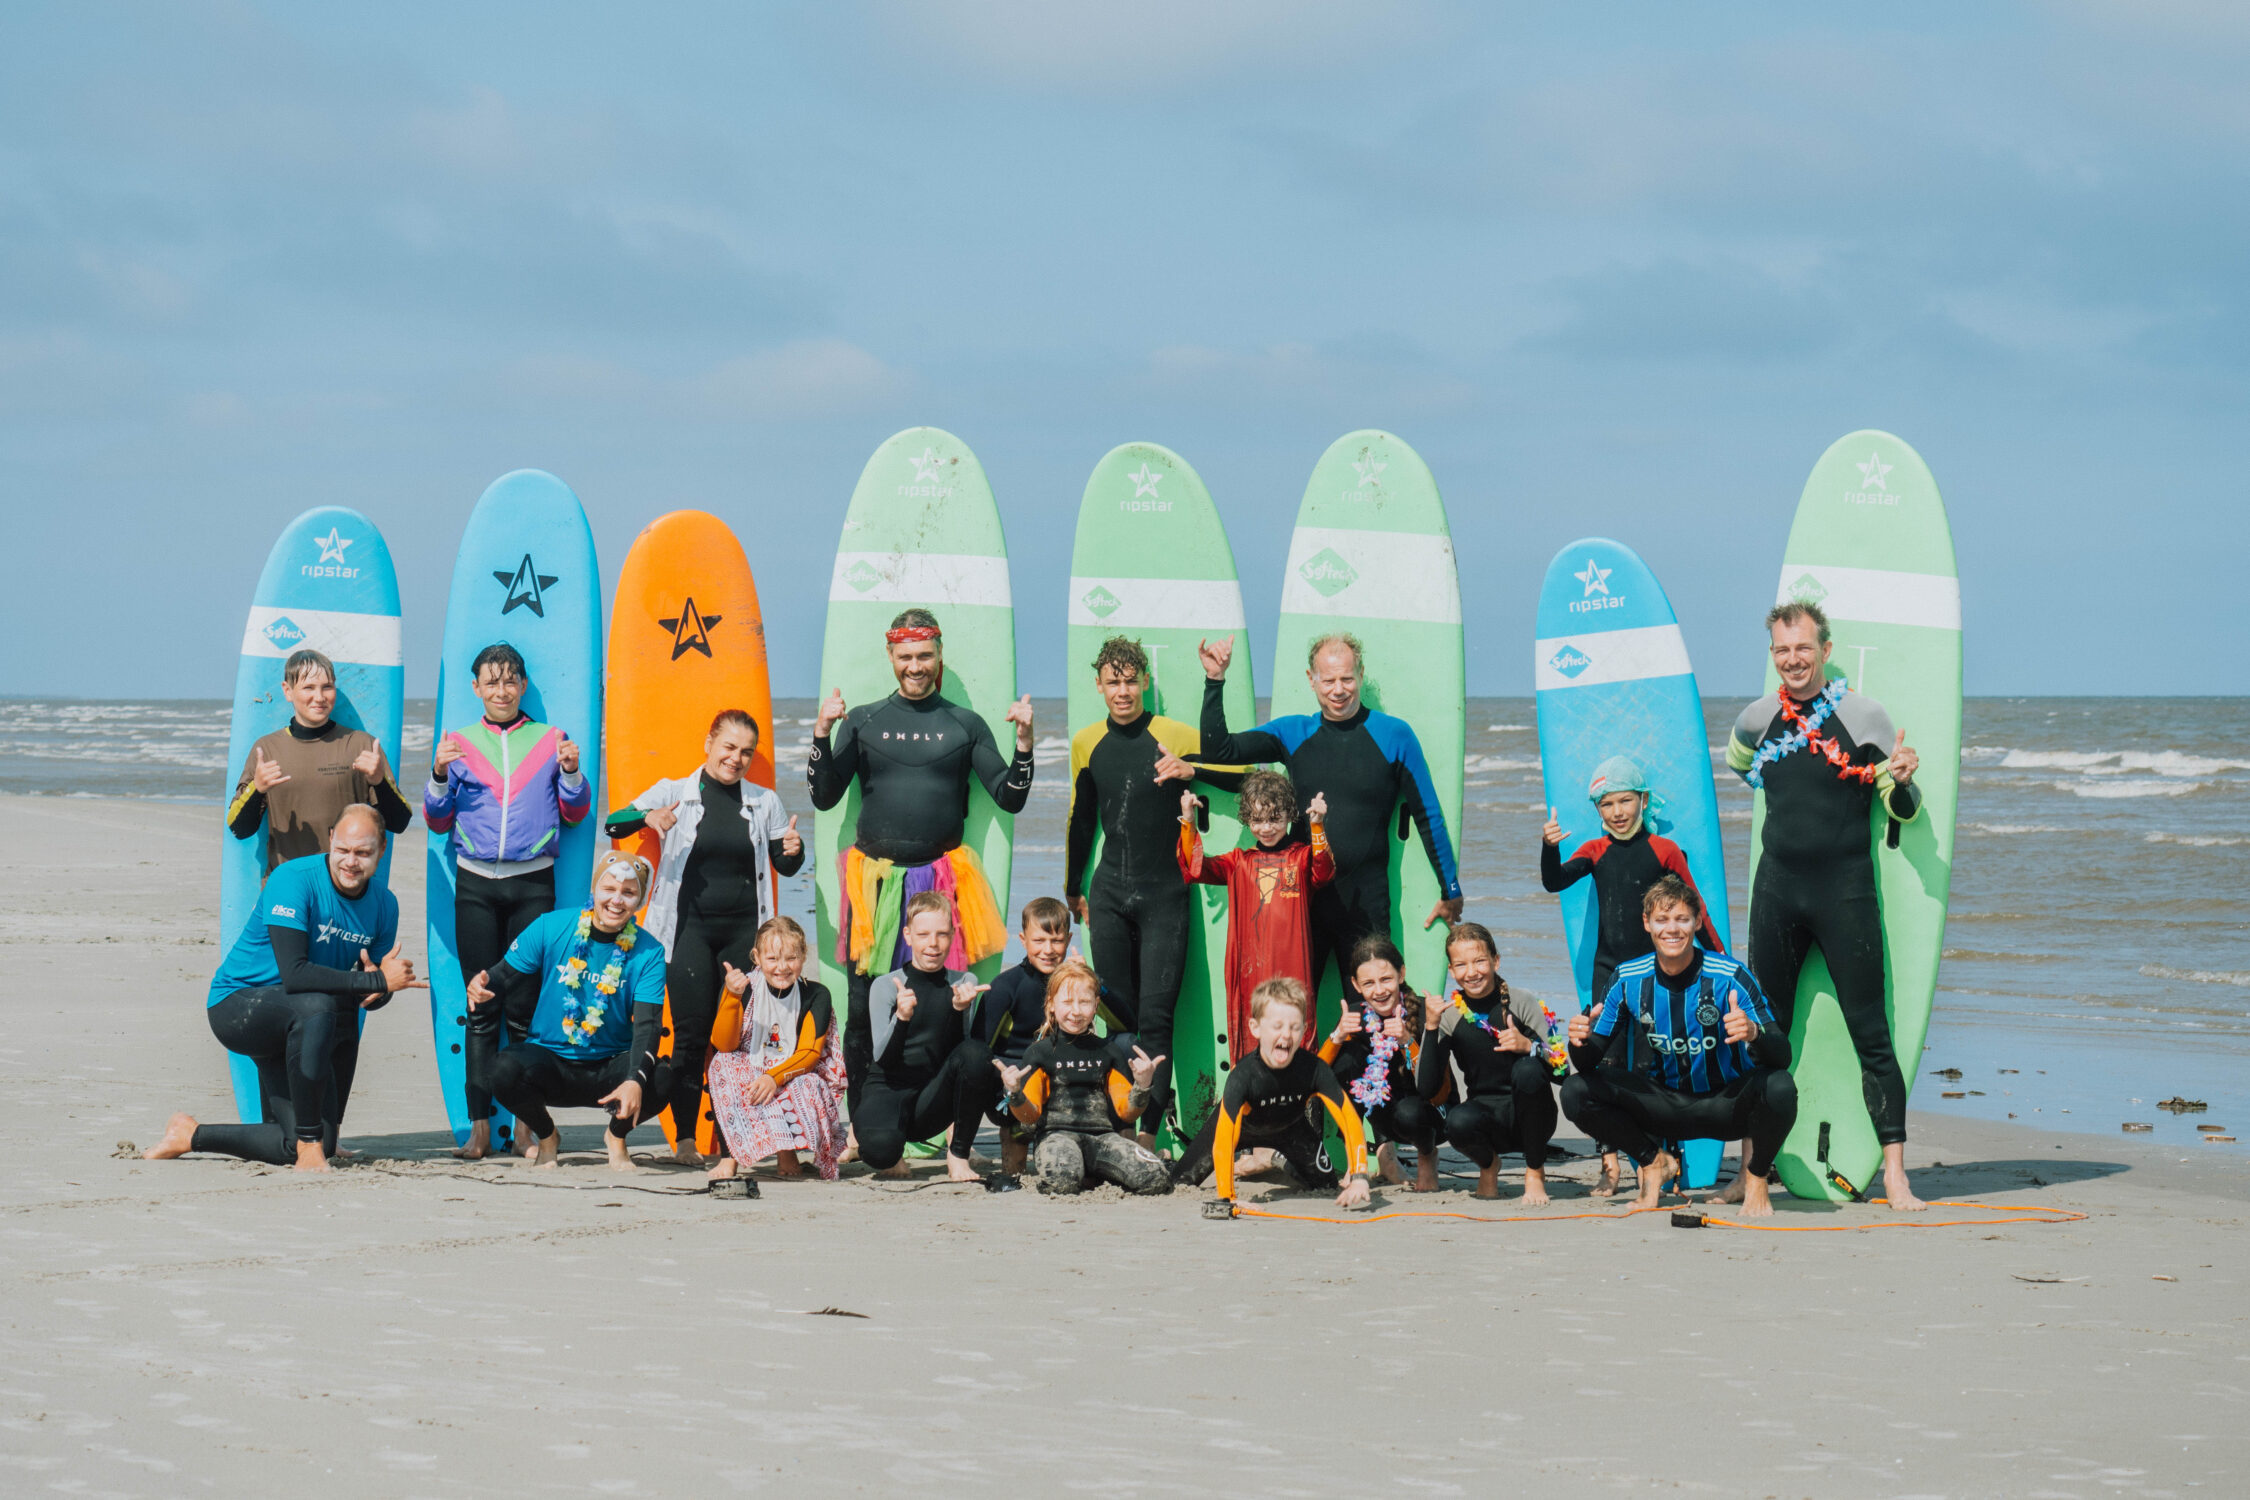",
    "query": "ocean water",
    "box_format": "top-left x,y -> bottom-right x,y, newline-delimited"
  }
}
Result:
7,694 -> 2245,1151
